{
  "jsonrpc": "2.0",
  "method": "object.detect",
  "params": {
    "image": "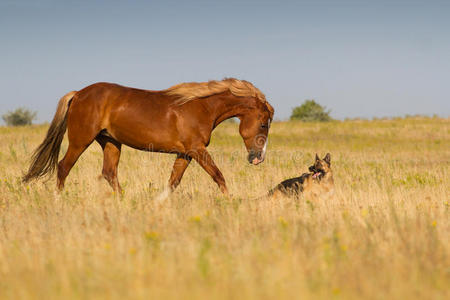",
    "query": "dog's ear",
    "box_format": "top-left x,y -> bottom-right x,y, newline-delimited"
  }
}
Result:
315,153 -> 320,161
323,153 -> 331,165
